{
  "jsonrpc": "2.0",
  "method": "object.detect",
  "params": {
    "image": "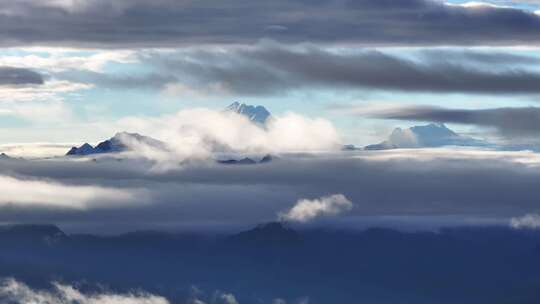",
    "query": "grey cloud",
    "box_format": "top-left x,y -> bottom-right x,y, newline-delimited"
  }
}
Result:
1,152 -> 540,233
0,67 -> 43,86
419,50 -> 540,66
139,46 -> 540,95
57,70 -> 177,90
360,105 -> 540,137
2,0 -> 540,47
